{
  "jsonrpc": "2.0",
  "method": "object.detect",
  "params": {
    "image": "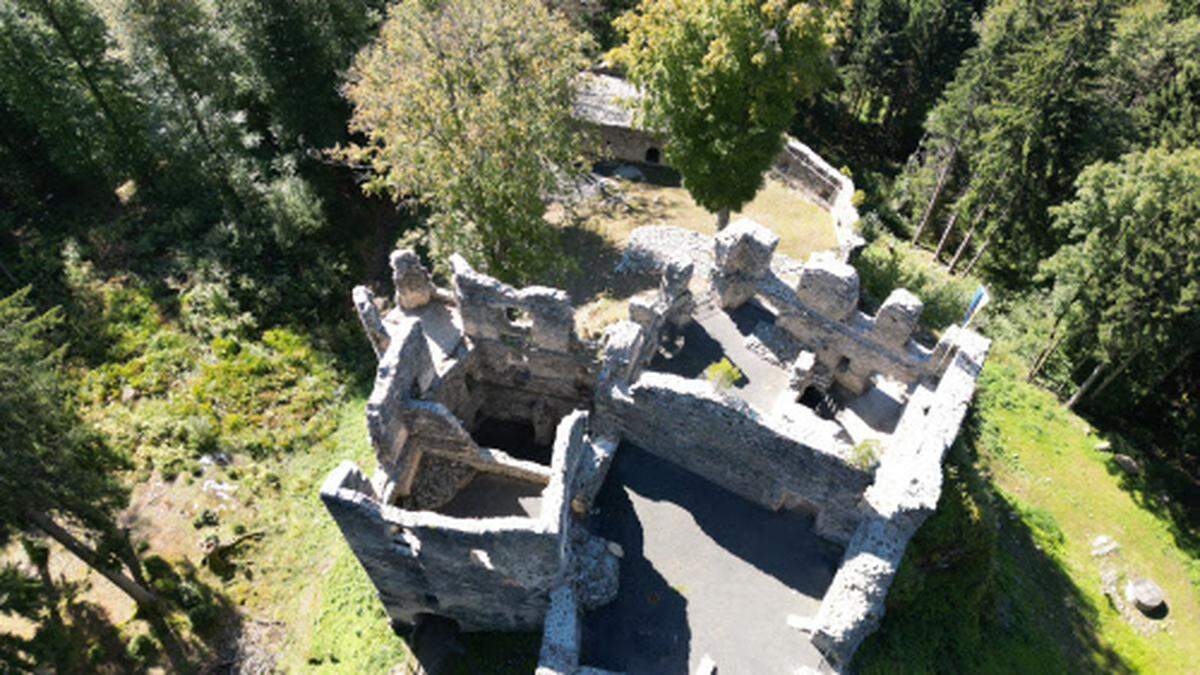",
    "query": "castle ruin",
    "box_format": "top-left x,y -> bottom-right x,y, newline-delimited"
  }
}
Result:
322,215 -> 989,673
